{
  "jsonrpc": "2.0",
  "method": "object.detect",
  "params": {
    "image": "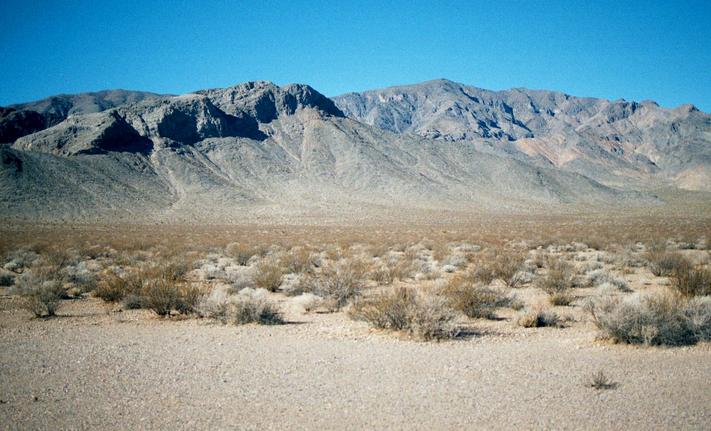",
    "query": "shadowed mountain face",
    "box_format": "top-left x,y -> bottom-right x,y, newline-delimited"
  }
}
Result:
334,79 -> 711,191
3,79 -> 704,222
